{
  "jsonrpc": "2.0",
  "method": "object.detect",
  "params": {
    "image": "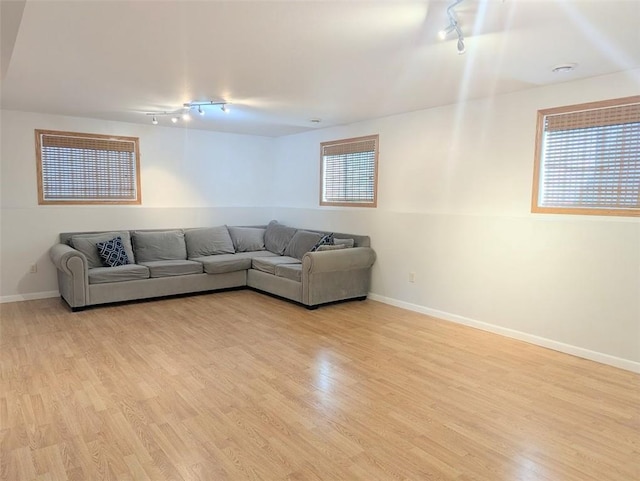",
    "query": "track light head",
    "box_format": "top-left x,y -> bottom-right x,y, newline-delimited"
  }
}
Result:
182,112 -> 190,121
198,106 -> 205,116
438,24 -> 455,40
152,116 -> 158,125
457,37 -> 466,54
221,104 -> 229,114
171,116 -> 178,123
